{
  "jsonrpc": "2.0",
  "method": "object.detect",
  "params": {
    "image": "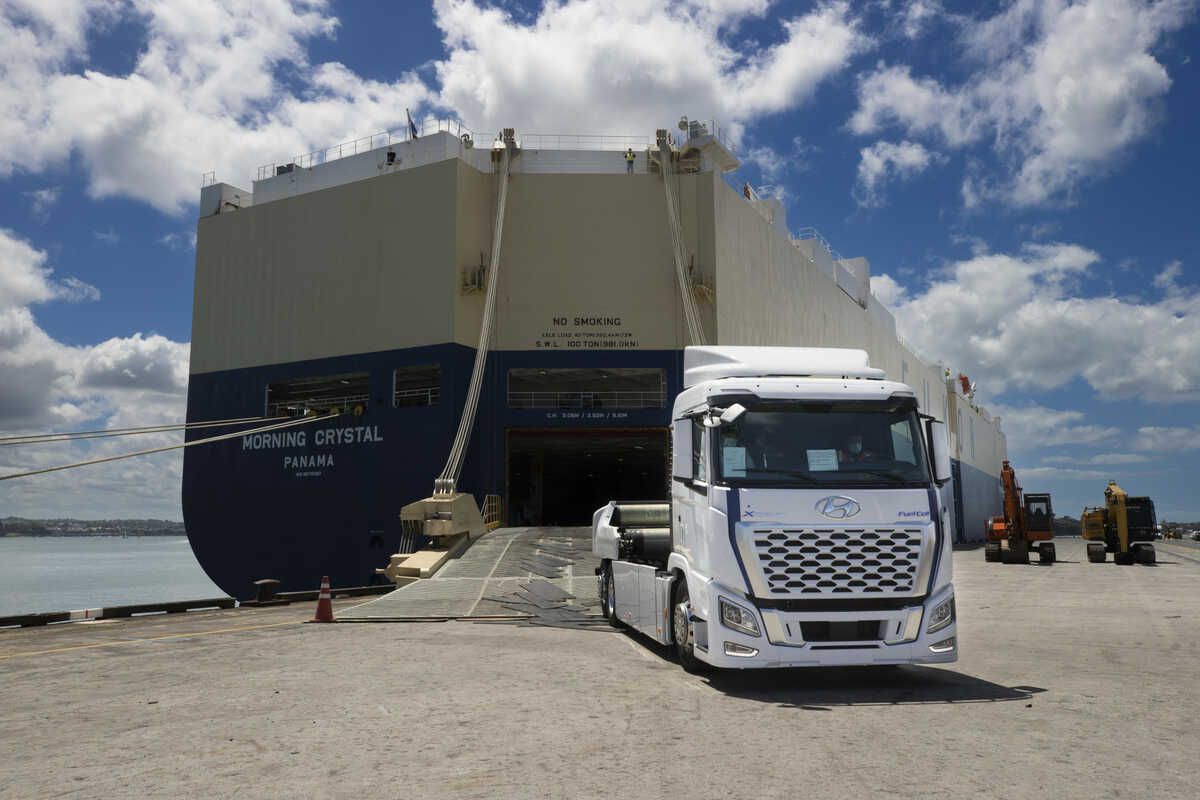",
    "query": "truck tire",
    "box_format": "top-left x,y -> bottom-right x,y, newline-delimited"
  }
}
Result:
1038,543 -> 1056,564
1086,543 -> 1107,563
671,578 -> 705,674
599,563 -> 620,628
